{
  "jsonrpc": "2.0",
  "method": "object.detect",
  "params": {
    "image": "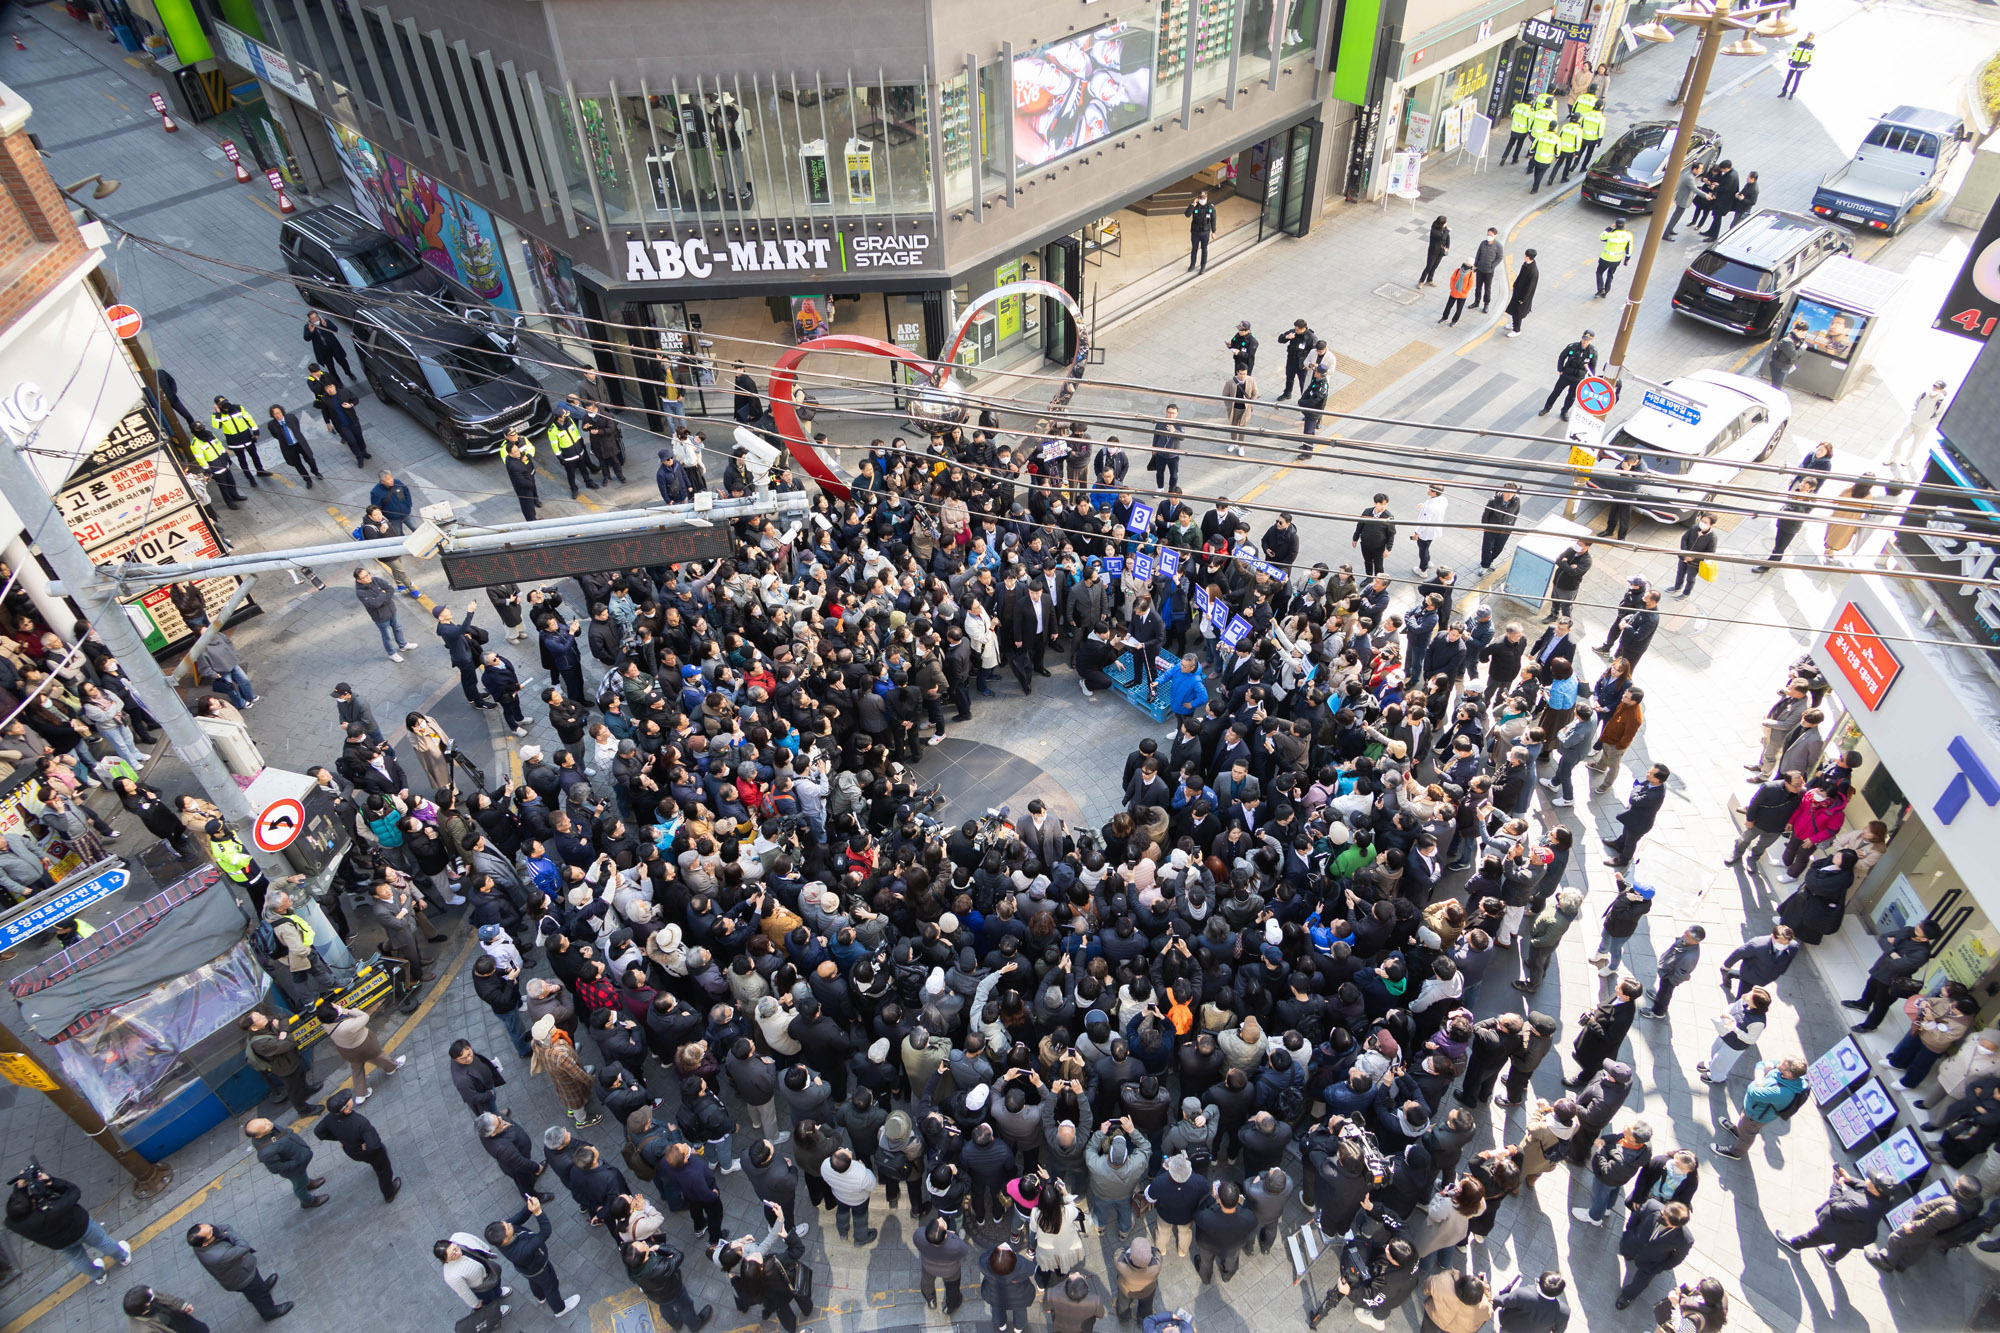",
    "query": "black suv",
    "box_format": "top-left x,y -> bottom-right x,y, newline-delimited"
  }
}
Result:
1671,210 -> 1851,338
350,297 -> 551,458
280,204 -> 451,320
1581,122 -> 1723,213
